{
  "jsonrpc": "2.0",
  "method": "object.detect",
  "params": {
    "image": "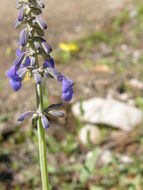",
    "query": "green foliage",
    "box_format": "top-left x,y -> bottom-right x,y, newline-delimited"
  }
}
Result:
80,148 -> 100,184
